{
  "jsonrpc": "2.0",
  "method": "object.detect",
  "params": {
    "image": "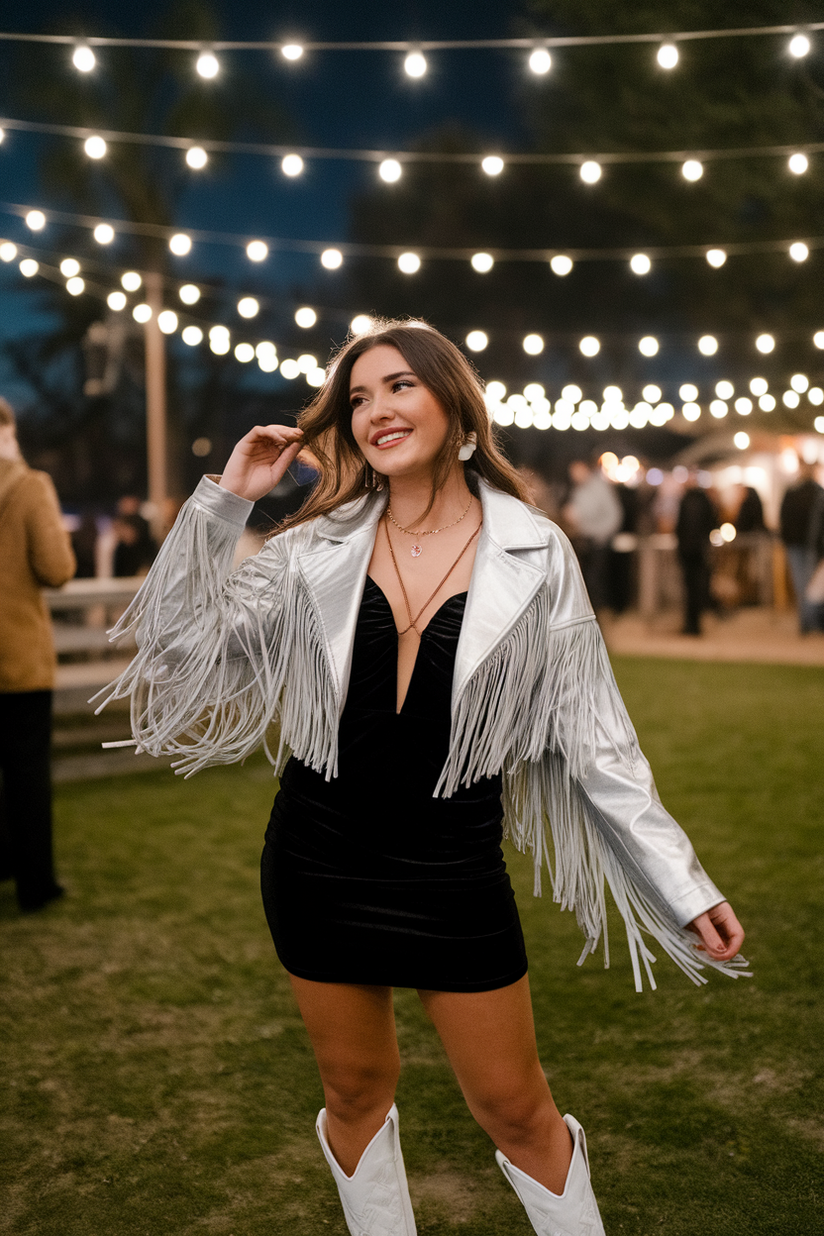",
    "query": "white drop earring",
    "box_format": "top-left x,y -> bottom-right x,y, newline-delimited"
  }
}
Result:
457,432 -> 477,462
